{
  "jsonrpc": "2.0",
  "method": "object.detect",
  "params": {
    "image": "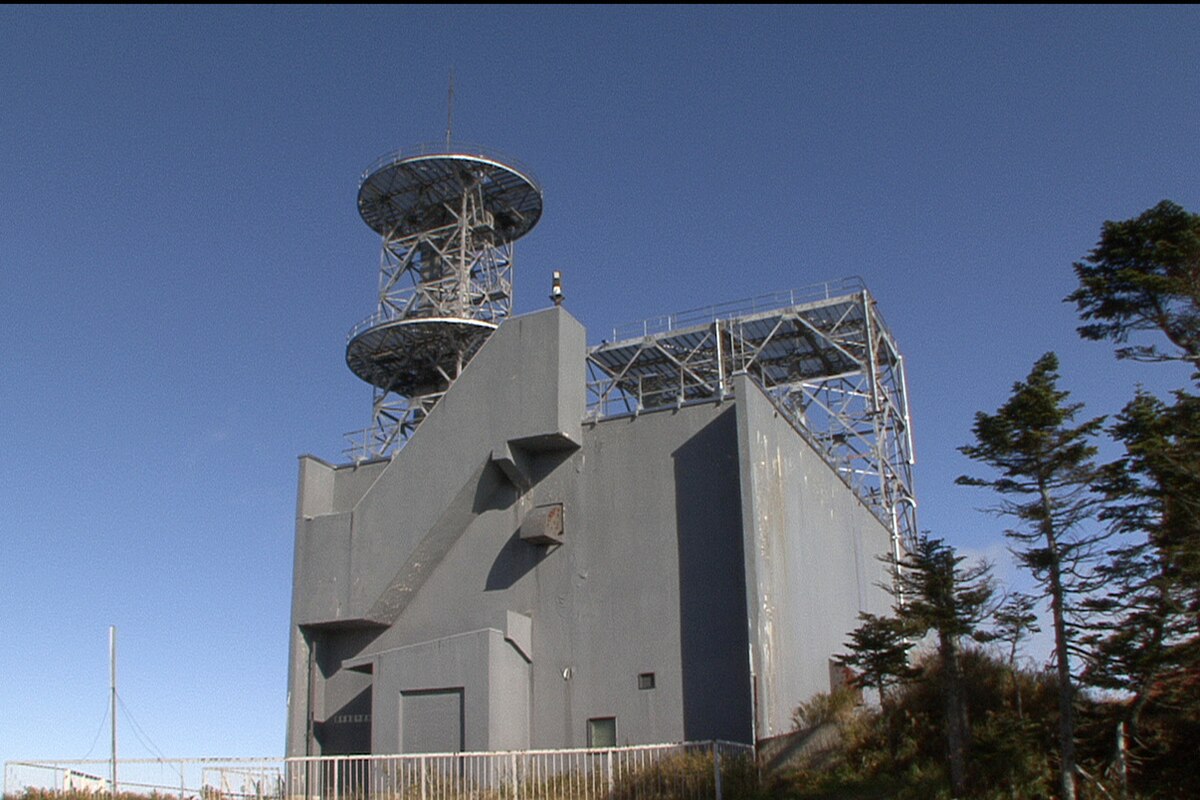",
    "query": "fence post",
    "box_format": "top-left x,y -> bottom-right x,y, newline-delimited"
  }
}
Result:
606,749 -> 614,797
509,752 -> 518,800
419,757 -> 426,800
712,743 -> 722,800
